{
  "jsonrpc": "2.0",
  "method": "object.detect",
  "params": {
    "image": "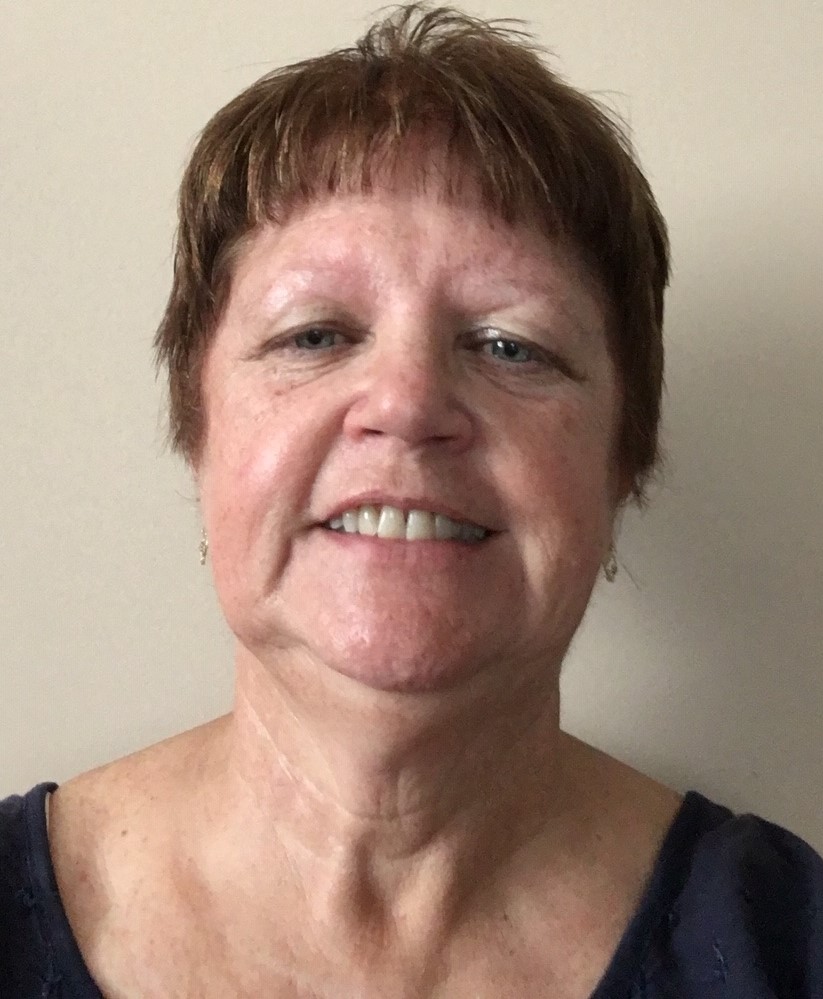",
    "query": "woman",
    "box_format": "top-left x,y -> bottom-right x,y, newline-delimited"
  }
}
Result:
2,5 -> 821,997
